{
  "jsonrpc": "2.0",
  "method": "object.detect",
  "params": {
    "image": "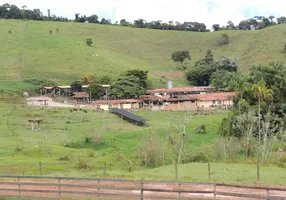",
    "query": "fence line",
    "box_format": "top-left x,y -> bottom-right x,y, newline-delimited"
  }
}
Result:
0,175 -> 285,199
